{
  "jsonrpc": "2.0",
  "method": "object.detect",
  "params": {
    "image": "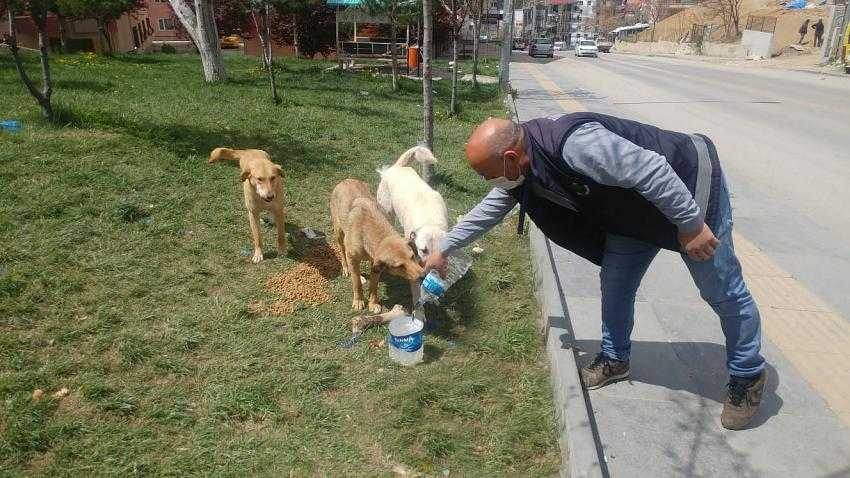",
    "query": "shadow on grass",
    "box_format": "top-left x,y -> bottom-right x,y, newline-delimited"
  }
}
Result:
51,105 -> 340,172
55,79 -> 114,93
431,170 -> 477,196
108,54 -> 178,65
